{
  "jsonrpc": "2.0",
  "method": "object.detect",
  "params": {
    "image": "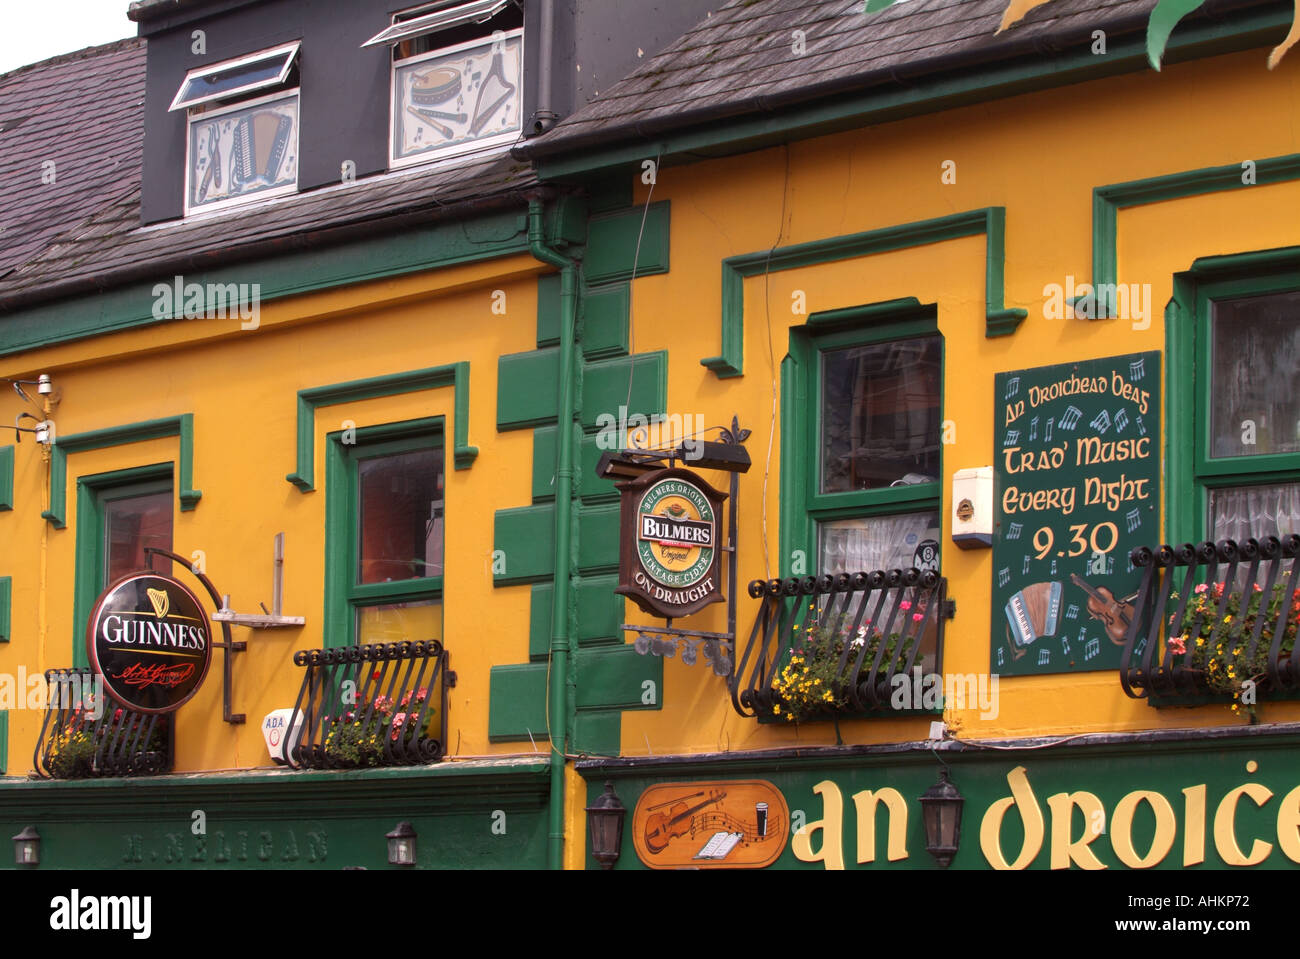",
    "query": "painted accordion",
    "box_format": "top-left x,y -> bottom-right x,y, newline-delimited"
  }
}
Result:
1004,581 -> 1063,649
231,111 -> 293,188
